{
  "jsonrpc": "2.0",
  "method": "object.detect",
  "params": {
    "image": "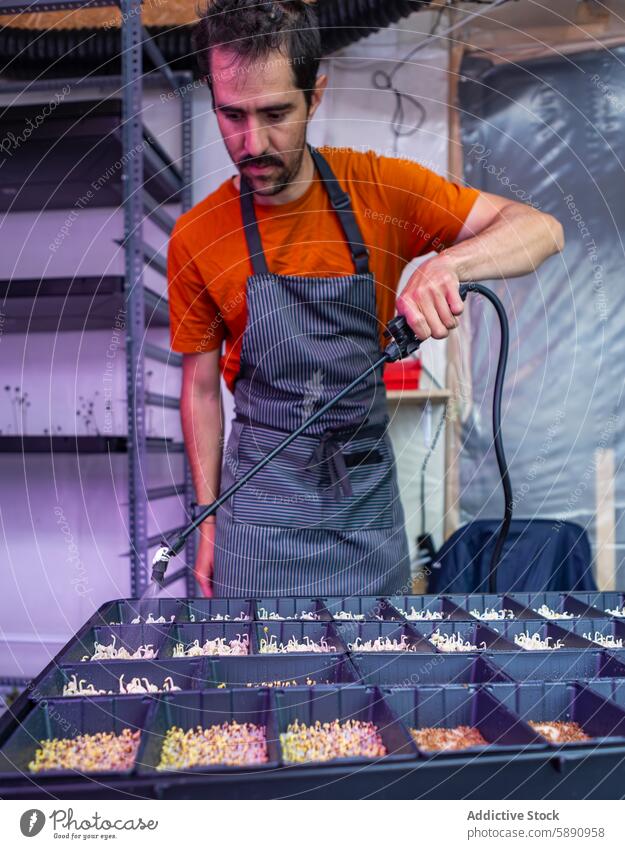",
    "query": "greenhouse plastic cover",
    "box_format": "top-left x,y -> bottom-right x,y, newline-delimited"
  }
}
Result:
458,46 -> 625,589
